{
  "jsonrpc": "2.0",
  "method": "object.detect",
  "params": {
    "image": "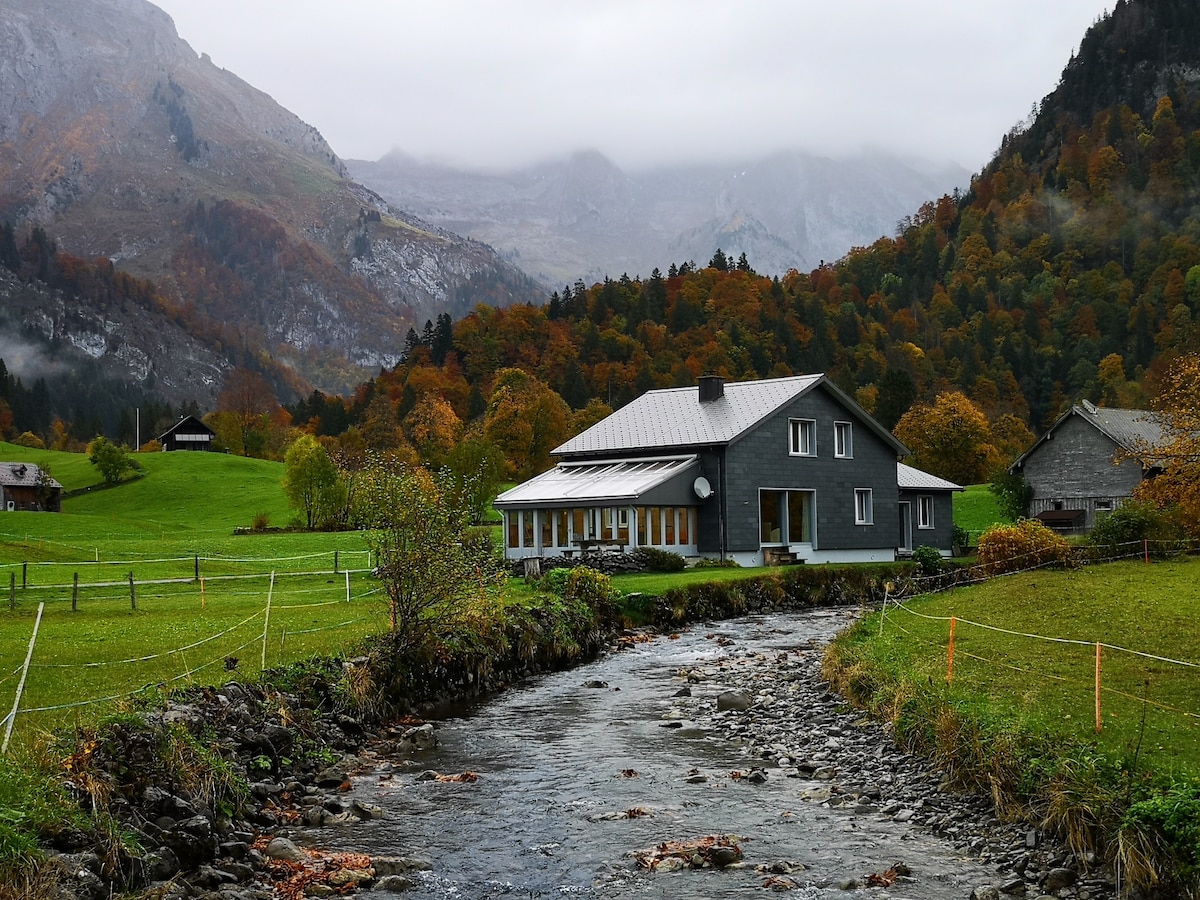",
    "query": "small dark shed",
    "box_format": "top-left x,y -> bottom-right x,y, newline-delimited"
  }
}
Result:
0,463 -> 62,512
158,415 -> 217,452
